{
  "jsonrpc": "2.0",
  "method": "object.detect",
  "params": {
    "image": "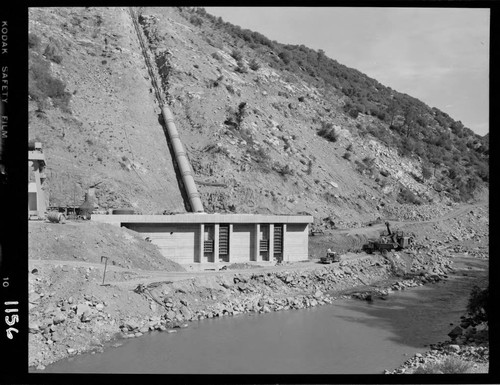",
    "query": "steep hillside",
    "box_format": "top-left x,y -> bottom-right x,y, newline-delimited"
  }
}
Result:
29,7 -> 187,214
28,7 -> 488,228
